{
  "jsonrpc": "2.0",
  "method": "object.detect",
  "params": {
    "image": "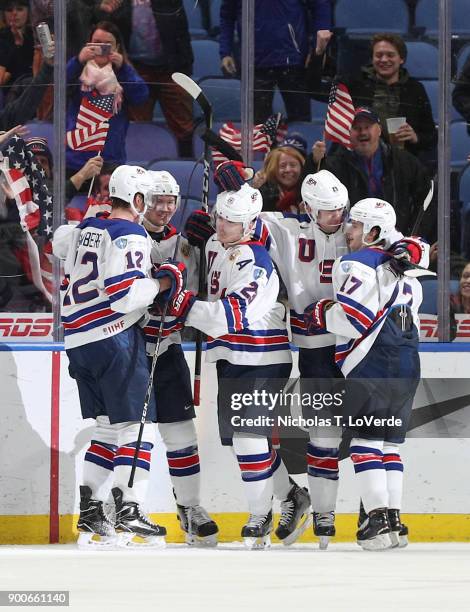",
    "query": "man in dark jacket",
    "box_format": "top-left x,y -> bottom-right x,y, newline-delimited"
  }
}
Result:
305,107 -> 436,242
219,0 -> 332,123
453,55 -> 470,127
127,0 -> 194,157
340,33 -> 437,168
